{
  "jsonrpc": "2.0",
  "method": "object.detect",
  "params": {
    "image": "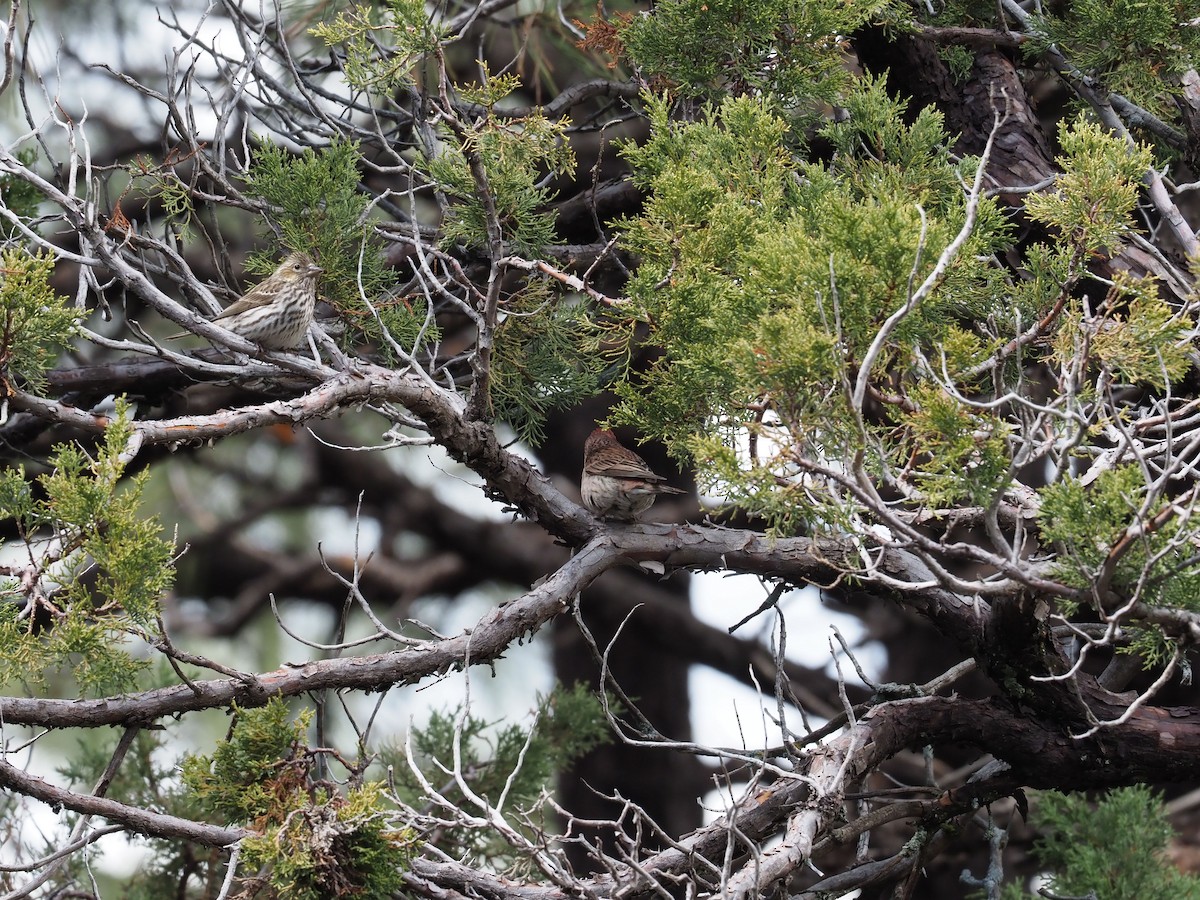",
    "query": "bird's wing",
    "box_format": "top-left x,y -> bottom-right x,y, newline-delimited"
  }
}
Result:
213,289 -> 272,320
588,459 -> 665,481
